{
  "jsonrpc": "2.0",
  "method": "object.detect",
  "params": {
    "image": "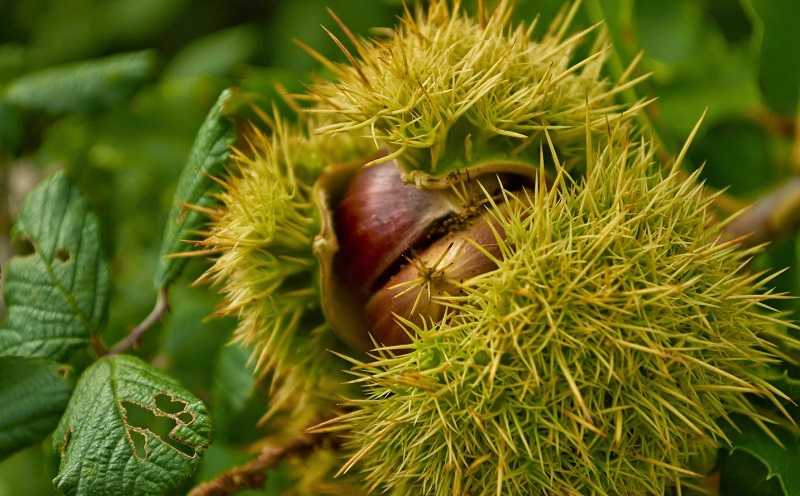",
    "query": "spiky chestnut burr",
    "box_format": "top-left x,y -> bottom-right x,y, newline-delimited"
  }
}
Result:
197,1 -> 797,494
196,119 -> 374,417
328,126 -> 794,495
202,0 -> 647,388
307,0 -> 649,175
